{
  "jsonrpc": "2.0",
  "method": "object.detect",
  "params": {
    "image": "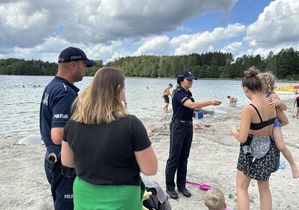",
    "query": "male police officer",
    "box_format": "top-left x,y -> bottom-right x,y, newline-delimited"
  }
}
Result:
165,70 -> 221,199
40,47 -> 95,209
